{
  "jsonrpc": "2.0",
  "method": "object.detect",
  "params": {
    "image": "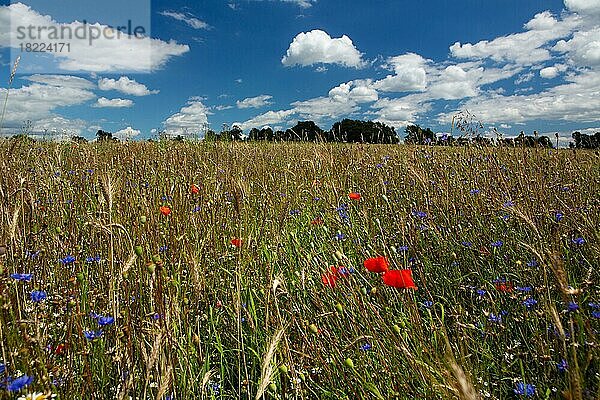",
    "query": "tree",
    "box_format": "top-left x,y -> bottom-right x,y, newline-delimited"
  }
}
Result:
404,124 -> 434,145
96,130 -> 113,142
286,121 -> 325,142
330,119 -> 399,144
